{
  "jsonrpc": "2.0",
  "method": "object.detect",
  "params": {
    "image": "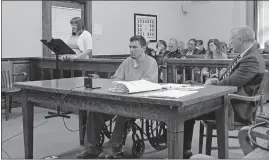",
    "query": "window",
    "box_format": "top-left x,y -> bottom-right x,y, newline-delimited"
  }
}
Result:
52,5 -> 82,43
42,1 -> 92,57
257,1 -> 269,48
